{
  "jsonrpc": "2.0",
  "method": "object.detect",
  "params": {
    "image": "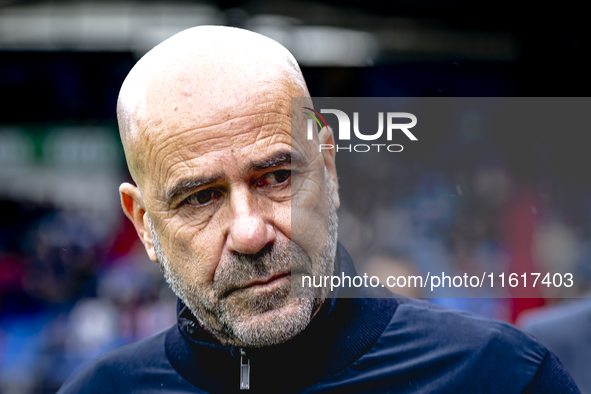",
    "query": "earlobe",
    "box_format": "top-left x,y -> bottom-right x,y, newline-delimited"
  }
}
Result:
318,126 -> 340,209
142,213 -> 158,263
119,182 -> 158,262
